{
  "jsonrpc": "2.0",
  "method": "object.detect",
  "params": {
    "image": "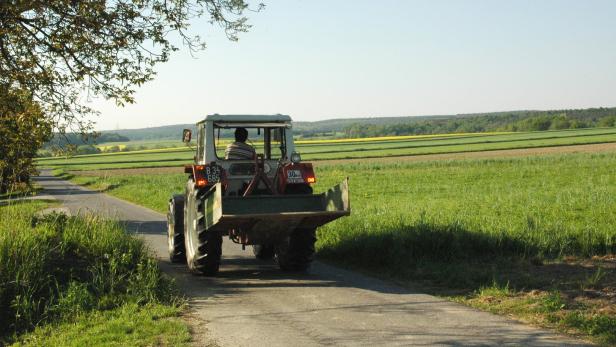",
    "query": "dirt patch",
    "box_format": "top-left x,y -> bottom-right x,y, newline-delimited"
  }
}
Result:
72,142 -> 616,176
315,142 -> 616,166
